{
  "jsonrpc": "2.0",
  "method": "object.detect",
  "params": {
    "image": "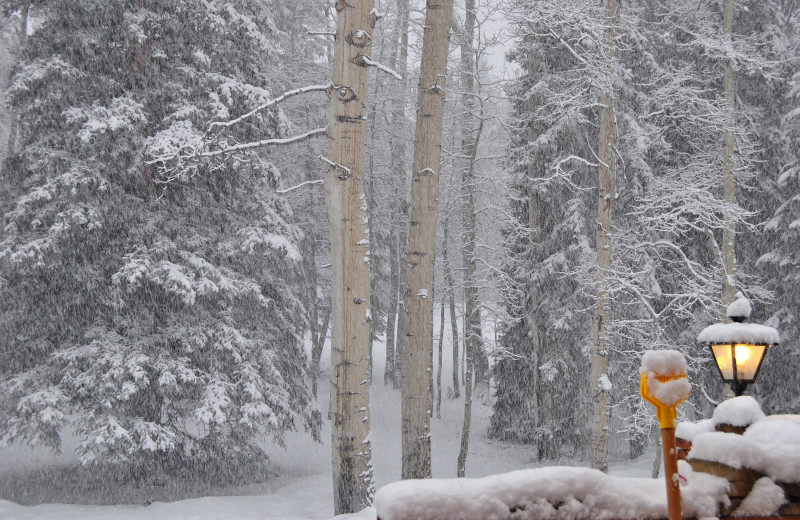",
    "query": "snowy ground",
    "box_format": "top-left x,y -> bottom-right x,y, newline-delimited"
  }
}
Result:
0,309 -> 655,519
